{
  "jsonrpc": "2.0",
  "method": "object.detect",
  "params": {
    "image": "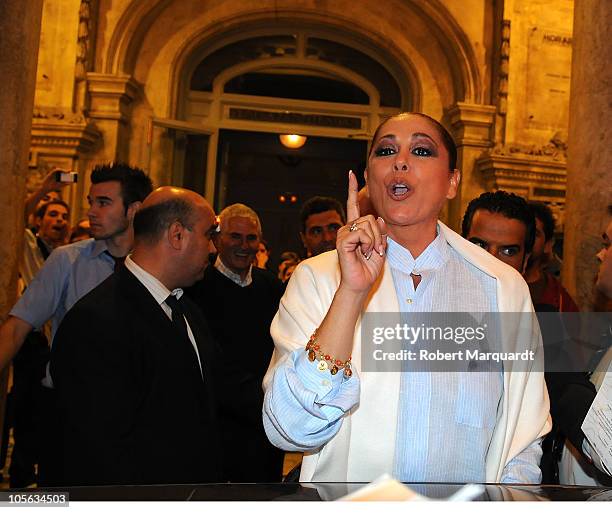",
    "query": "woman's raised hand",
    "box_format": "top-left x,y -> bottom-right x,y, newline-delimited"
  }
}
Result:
336,171 -> 387,294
